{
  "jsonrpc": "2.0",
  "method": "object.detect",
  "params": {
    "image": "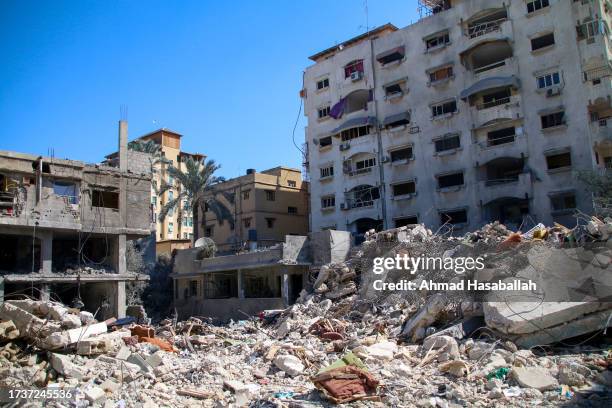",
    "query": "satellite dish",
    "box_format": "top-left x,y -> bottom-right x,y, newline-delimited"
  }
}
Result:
194,237 -> 207,248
